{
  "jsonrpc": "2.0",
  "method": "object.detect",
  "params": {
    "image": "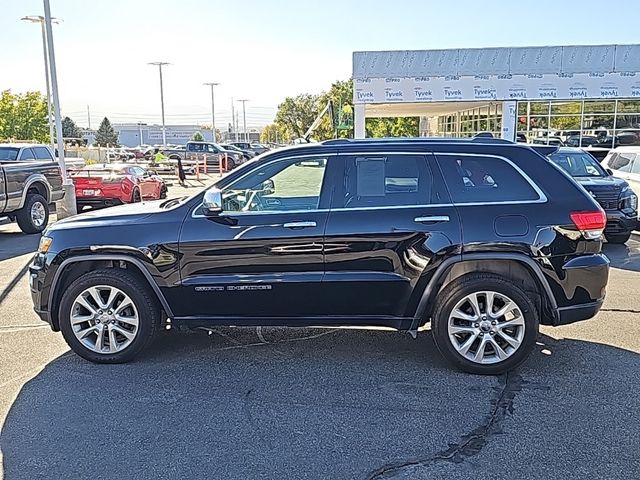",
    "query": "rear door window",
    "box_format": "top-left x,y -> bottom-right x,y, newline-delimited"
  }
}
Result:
33,147 -> 54,161
18,148 -> 36,161
333,154 -> 447,208
436,154 -> 541,203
